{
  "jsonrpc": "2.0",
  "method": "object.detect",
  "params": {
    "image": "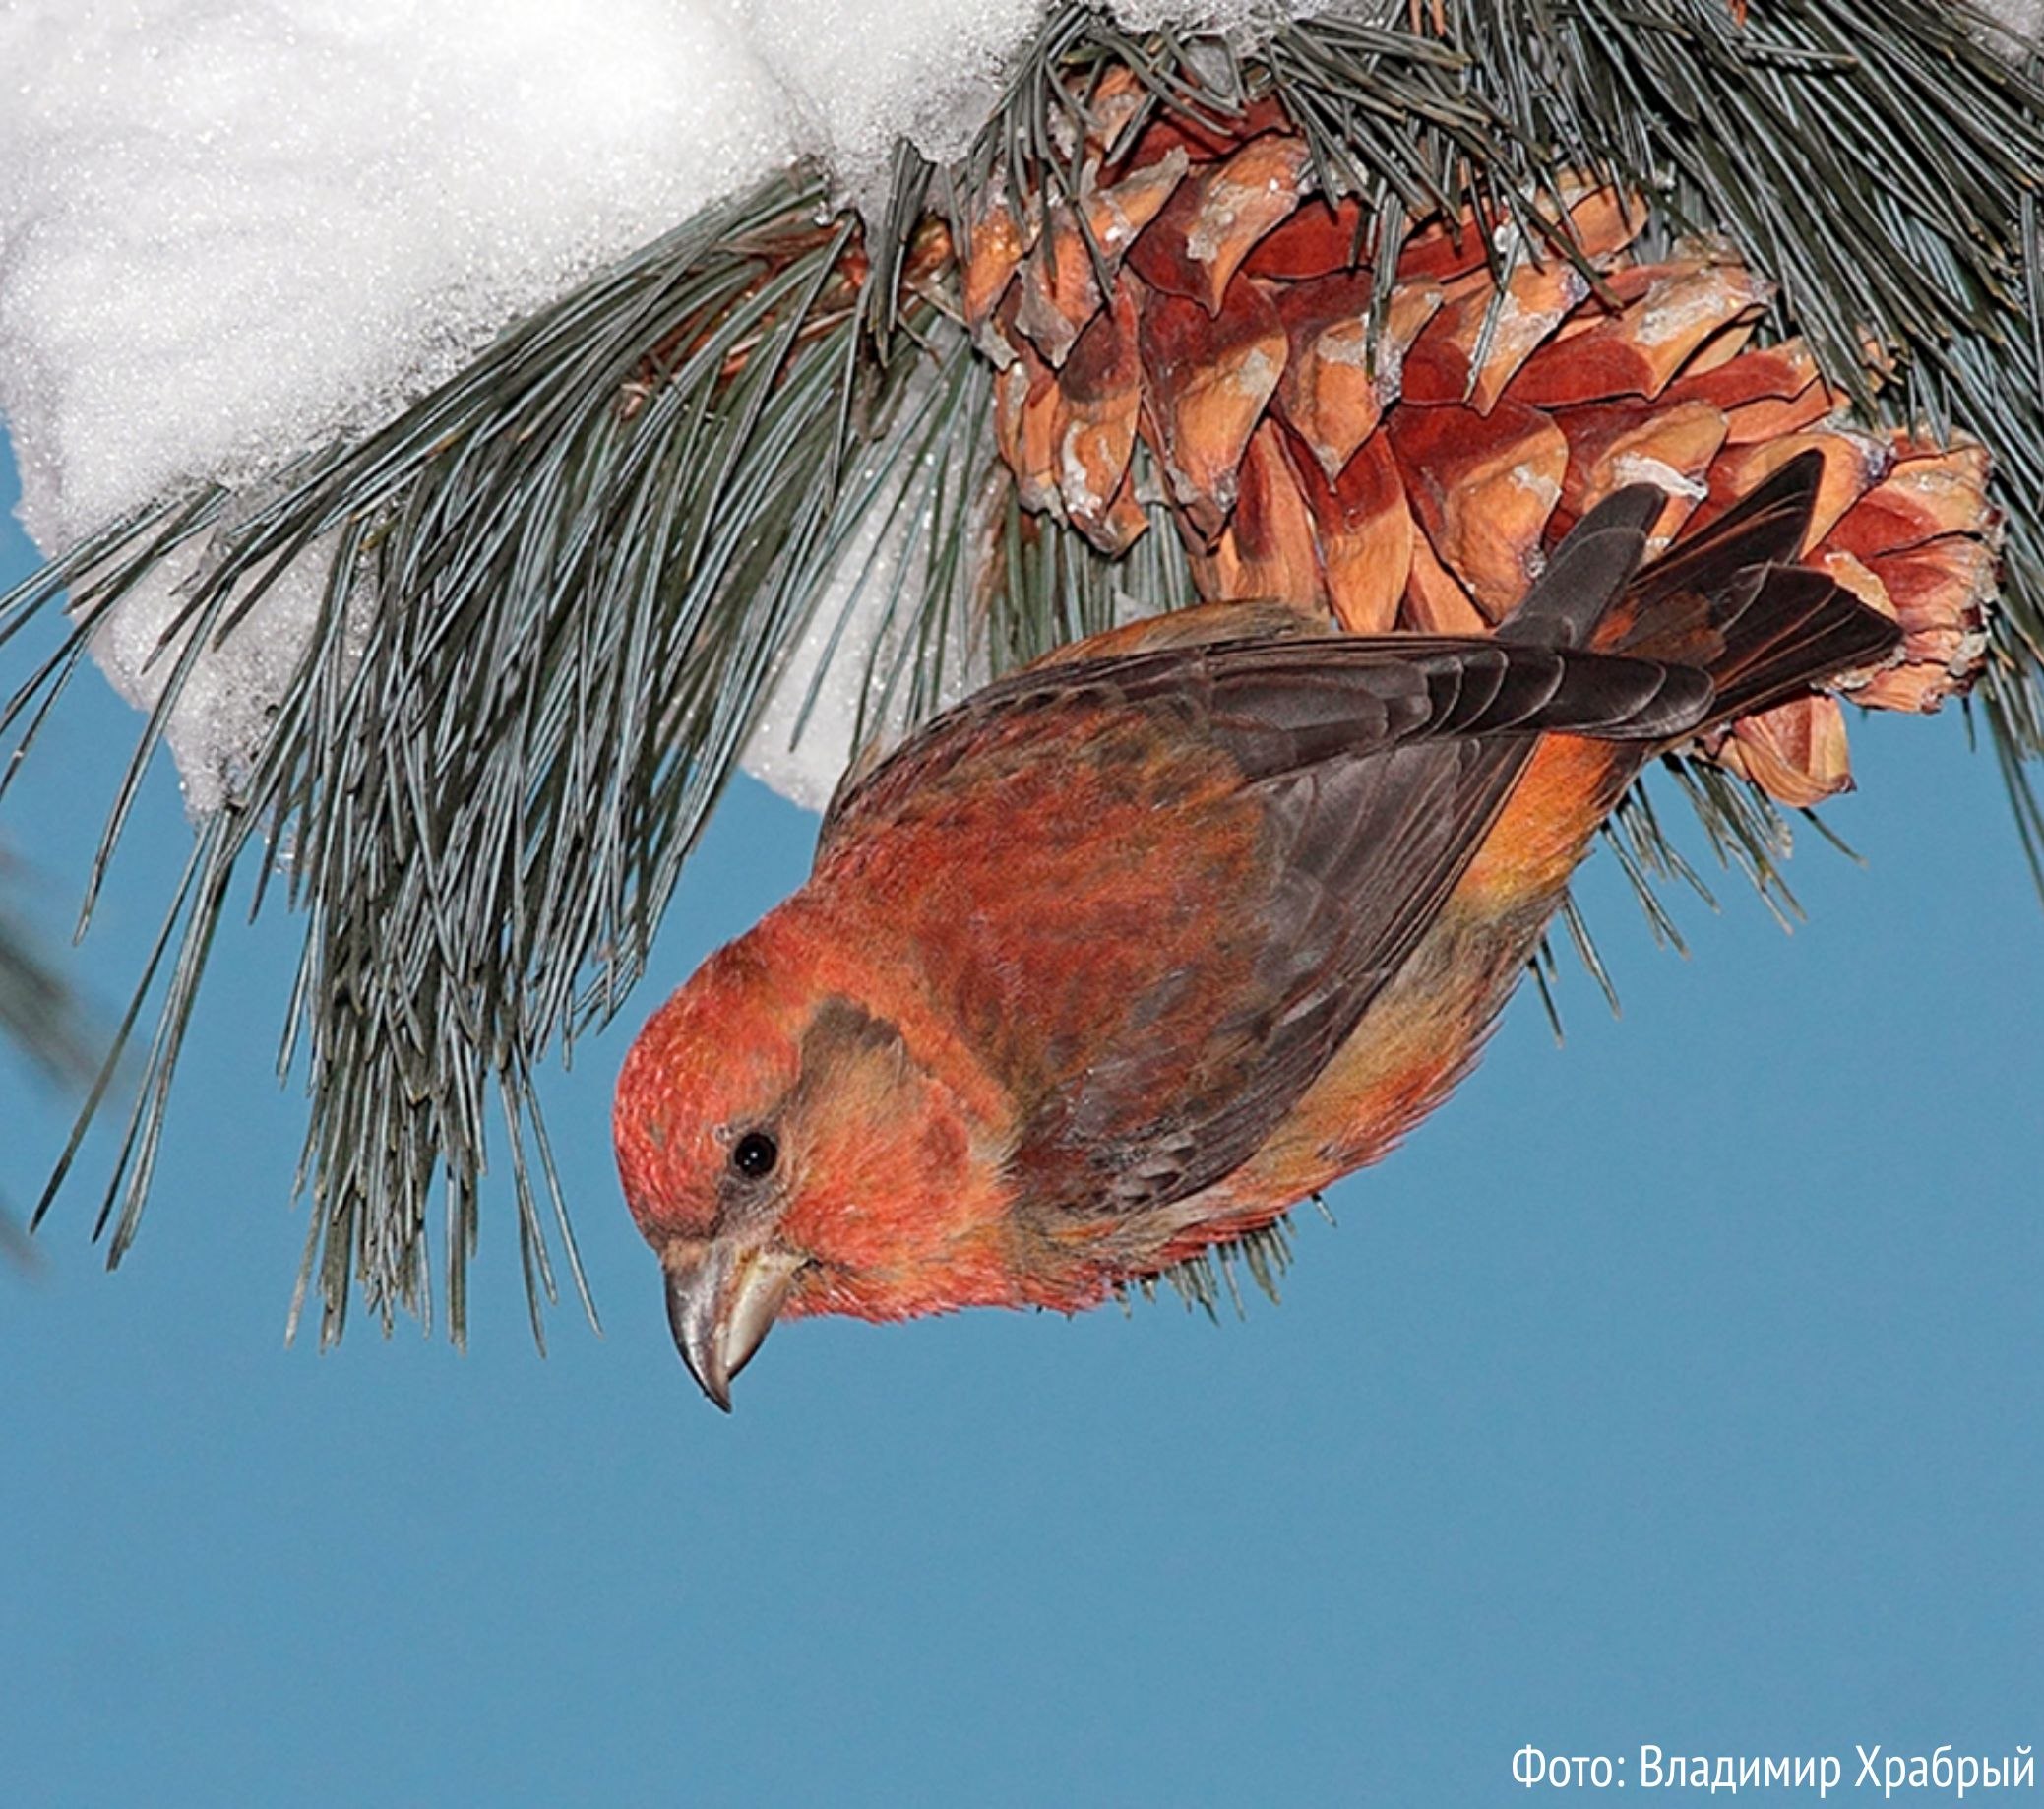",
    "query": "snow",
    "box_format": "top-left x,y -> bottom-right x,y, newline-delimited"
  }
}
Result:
0,1 -> 796,546
743,474 -> 987,814
0,0 -> 1123,811
1979,0 -> 2044,47
735,0 -> 1045,213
